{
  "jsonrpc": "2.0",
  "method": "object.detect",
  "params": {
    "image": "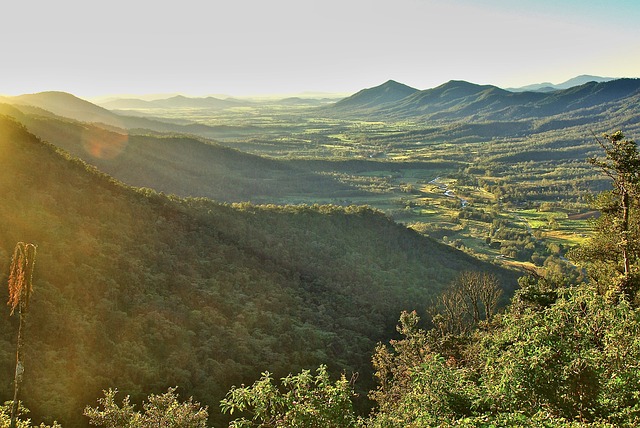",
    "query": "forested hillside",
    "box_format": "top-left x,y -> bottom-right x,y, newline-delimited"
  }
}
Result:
0,106 -> 363,203
0,115 -> 517,427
